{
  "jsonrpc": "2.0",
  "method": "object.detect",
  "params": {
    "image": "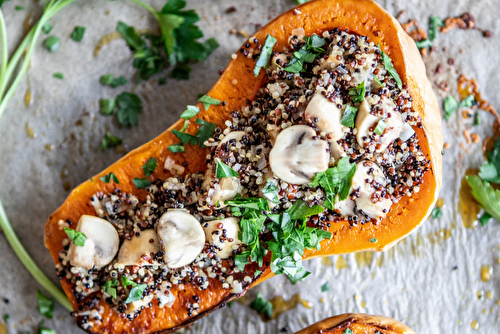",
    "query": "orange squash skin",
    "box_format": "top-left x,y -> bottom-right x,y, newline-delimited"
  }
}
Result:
44,0 -> 442,333
294,313 -> 416,334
